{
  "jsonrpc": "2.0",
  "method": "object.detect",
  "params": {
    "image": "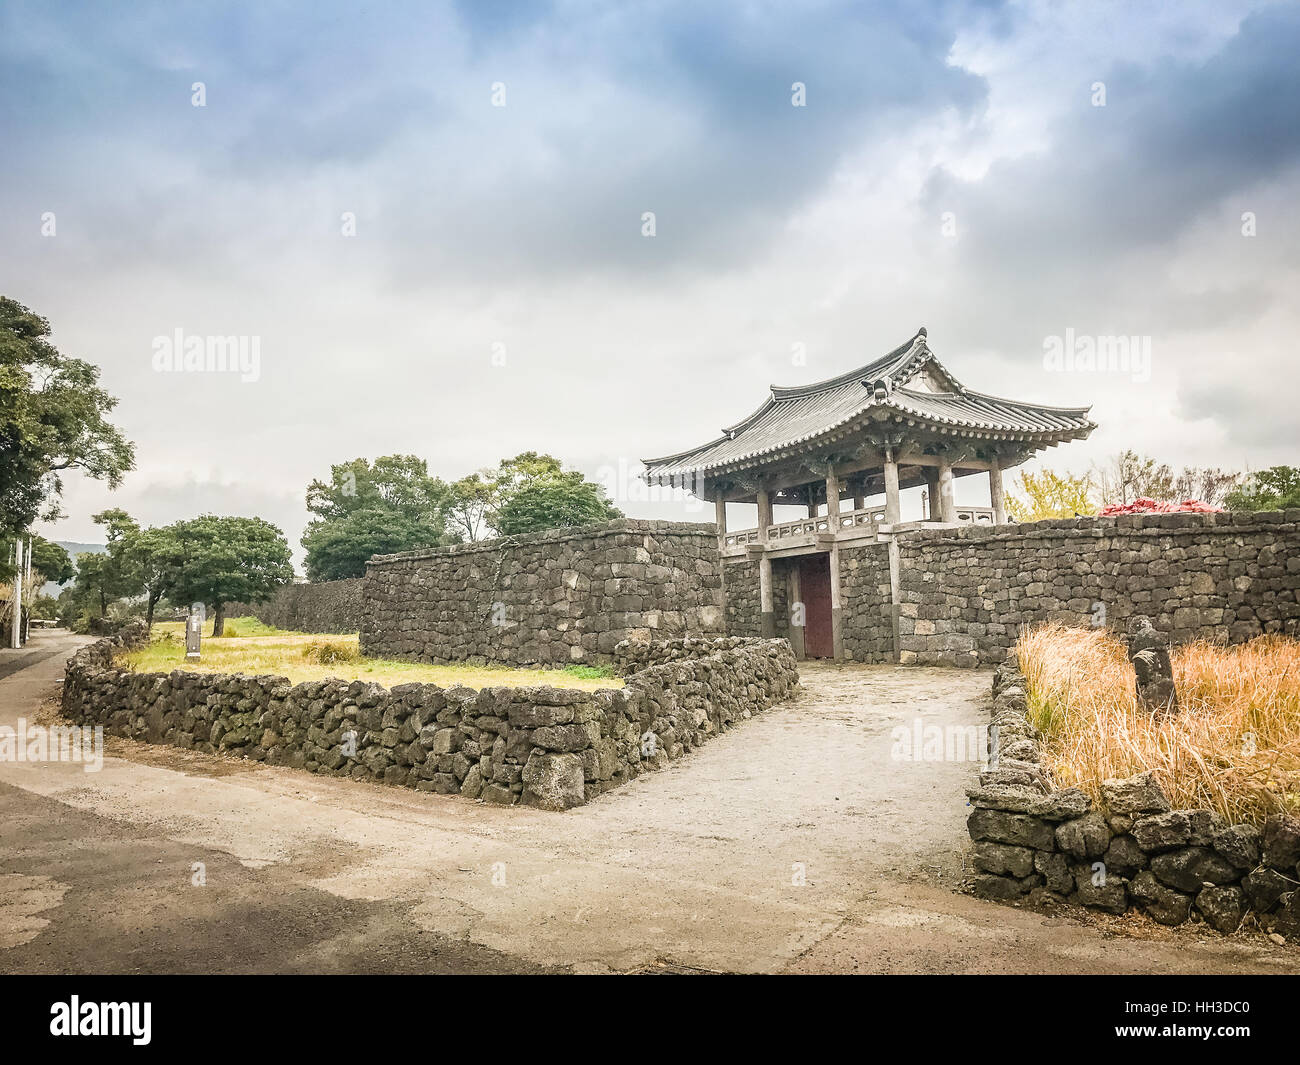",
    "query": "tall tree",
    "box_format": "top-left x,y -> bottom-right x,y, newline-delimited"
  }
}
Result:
29,535 -> 74,585
1006,469 -> 1097,522
494,466 -> 622,535
0,297 -> 135,552
447,452 -> 622,540
170,515 -> 294,635
129,524 -> 185,628
1173,466 -> 1240,506
302,455 -> 452,578
1094,450 -> 1175,506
